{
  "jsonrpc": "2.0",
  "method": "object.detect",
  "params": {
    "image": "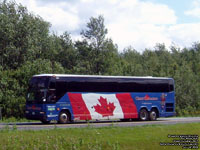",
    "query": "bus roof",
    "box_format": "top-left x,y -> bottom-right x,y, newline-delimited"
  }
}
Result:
33,74 -> 173,80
